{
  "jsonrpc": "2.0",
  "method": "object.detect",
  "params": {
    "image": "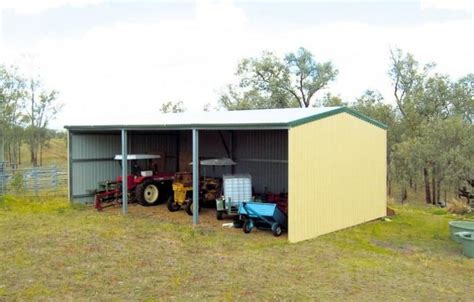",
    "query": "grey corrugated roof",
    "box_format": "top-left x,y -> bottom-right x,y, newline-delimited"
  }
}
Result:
64,107 -> 387,131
